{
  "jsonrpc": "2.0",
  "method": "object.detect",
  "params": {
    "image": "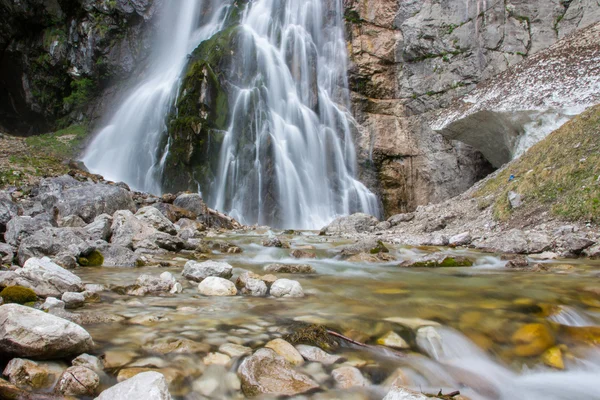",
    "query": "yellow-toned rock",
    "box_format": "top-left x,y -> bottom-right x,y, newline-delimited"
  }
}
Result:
511,323 -> 555,357
265,339 -> 304,365
376,331 -> 409,349
563,326 -> 600,345
541,346 -> 564,369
